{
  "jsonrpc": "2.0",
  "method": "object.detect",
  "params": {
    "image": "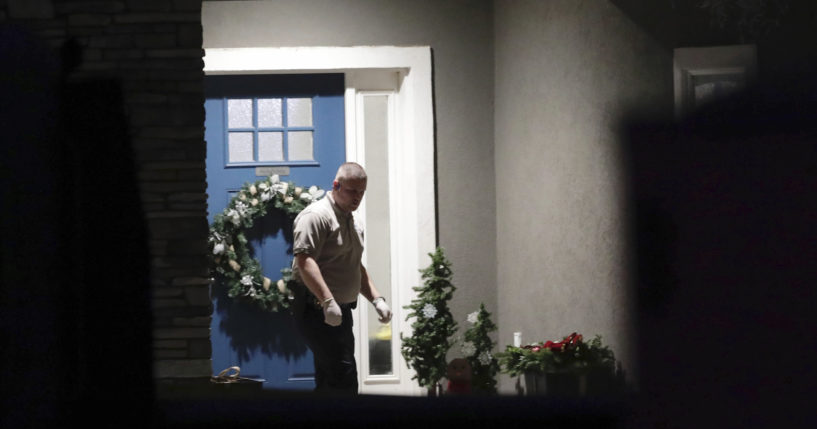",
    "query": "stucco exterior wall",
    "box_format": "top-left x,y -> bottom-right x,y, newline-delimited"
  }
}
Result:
202,0 -> 497,337
494,0 -> 672,392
